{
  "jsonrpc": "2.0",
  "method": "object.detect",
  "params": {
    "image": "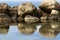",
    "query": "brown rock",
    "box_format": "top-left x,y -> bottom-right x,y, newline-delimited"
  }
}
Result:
18,2 -> 37,16
39,0 -> 60,13
24,15 -> 39,23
